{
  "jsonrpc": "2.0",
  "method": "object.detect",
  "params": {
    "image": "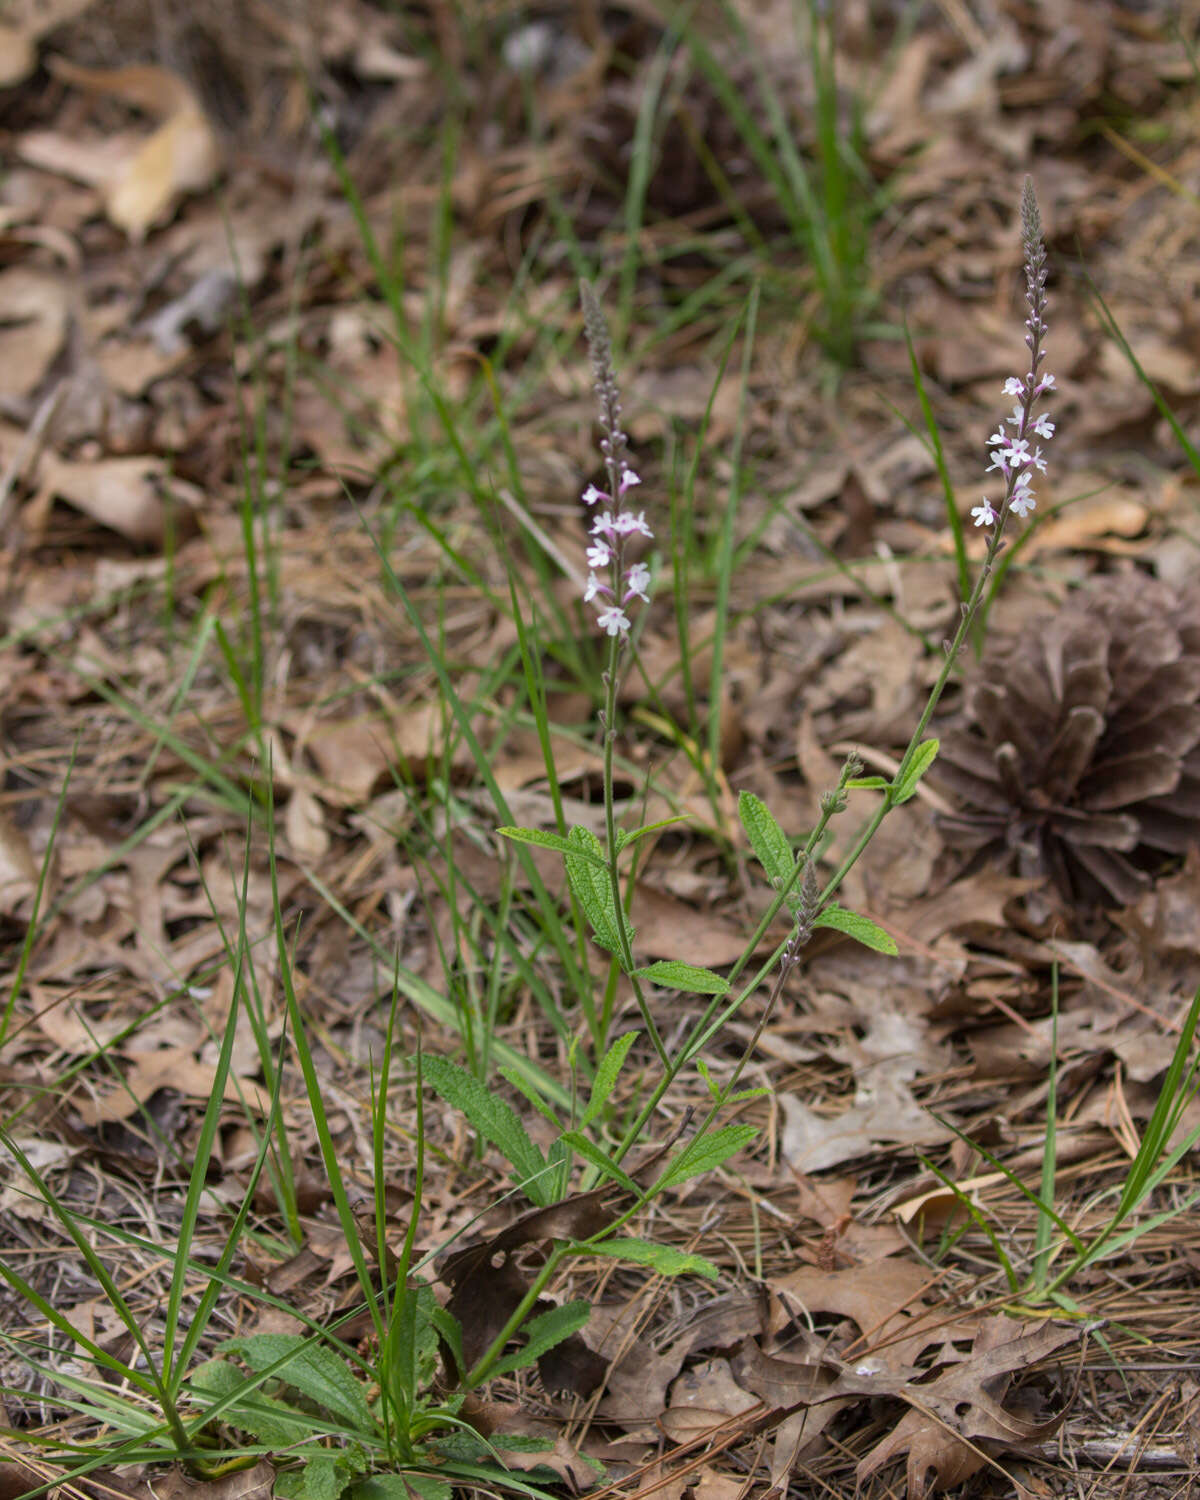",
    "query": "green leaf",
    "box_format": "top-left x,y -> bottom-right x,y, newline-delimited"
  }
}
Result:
499,1066 -> 564,1132
738,791 -> 801,913
845,776 -> 888,791
289,1454 -> 356,1500
563,825 -> 624,955
430,1306 -> 466,1385
656,1122 -> 758,1191
488,1299 -> 591,1379
558,1130 -> 639,1194
813,905 -> 898,955
580,1031 -> 639,1128
633,960 -> 730,996
615,814 -> 692,849
190,1358 -> 302,1448
354,1477 -> 452,1500
892,738 -> 939,805
420,1055 -> 551,1205
585,1237 -> 719,1278
496,827 -> 605,864
218,1334 -> 375,1432
696,1058 -> 721,1103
